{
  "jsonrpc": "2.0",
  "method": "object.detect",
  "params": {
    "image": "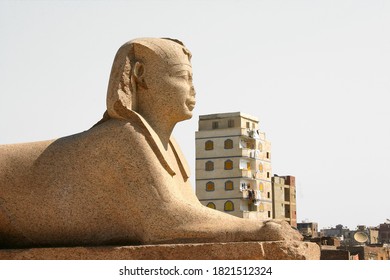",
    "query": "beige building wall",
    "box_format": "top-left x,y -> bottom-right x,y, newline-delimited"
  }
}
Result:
272,175 -> 297,227
196,112 -> 272,221
272,176 -> 285,220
